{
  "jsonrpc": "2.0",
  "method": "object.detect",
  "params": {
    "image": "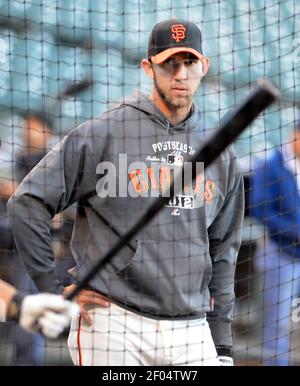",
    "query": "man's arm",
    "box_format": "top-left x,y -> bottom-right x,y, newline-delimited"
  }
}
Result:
206,154 -> 245,352
0,278 -> 79,338
7,121 -> 106,294
0,278 -> 16,316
